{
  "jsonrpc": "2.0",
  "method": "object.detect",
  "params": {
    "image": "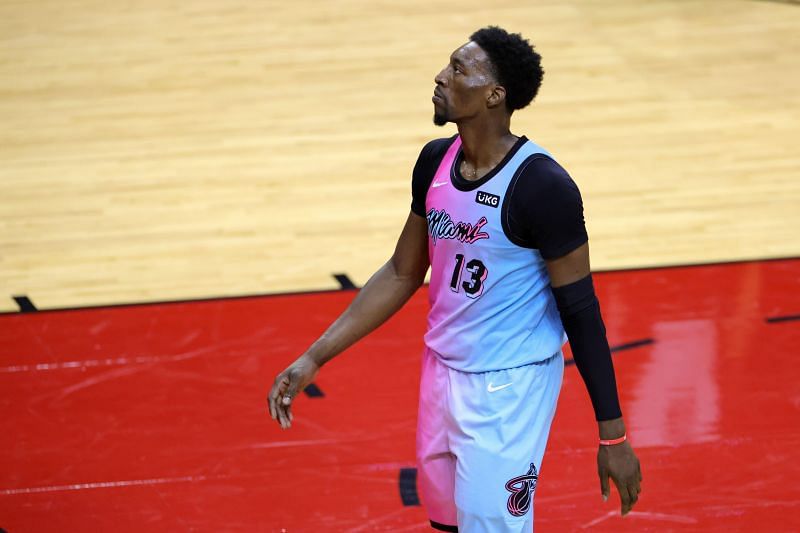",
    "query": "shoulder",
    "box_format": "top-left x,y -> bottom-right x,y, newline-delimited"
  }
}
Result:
415,135 -> 458,167
504,152 -> 588,257
412,135 -> 459,190
411,135 -> 458,217
514,154 -> 581,199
